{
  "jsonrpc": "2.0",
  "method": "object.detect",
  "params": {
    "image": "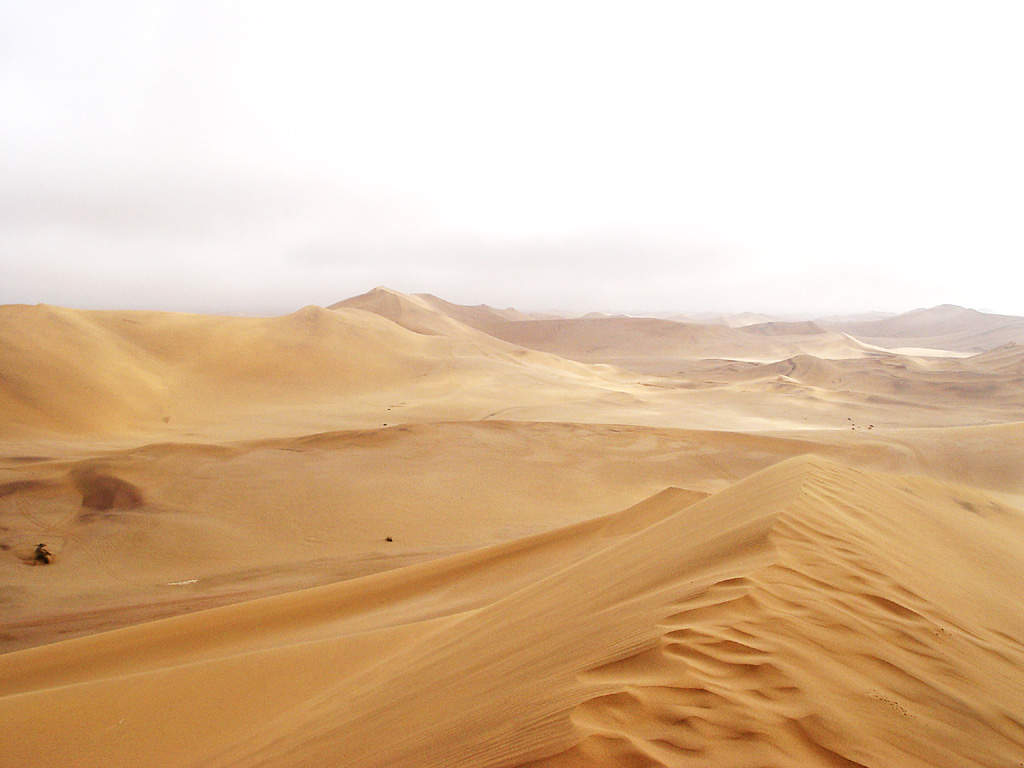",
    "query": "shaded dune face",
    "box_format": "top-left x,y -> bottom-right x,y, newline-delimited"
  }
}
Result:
71,468 -> 144,511
1,459 -> 1021,767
